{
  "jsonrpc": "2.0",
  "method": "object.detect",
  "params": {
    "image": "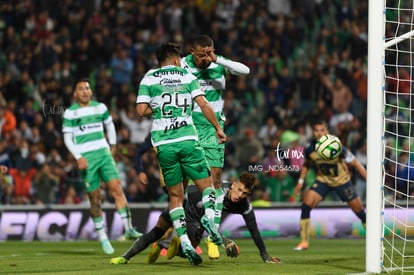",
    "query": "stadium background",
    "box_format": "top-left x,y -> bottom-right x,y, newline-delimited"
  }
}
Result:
0,0 -> 381,239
